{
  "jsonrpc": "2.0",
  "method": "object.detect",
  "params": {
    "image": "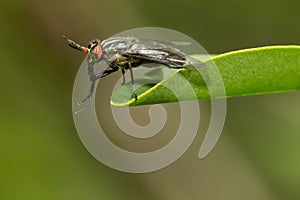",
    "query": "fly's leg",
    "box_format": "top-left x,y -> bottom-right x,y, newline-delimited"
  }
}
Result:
77,62 -> 95,108
77,77 -> 96,106
95,68 -> 119,79
128,62 -> 138,101
76,68 -> 118,114
121,69 -> 126,85
79,68 -> 118,105
77,62 -> 96,107
75,78 -> 97,114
